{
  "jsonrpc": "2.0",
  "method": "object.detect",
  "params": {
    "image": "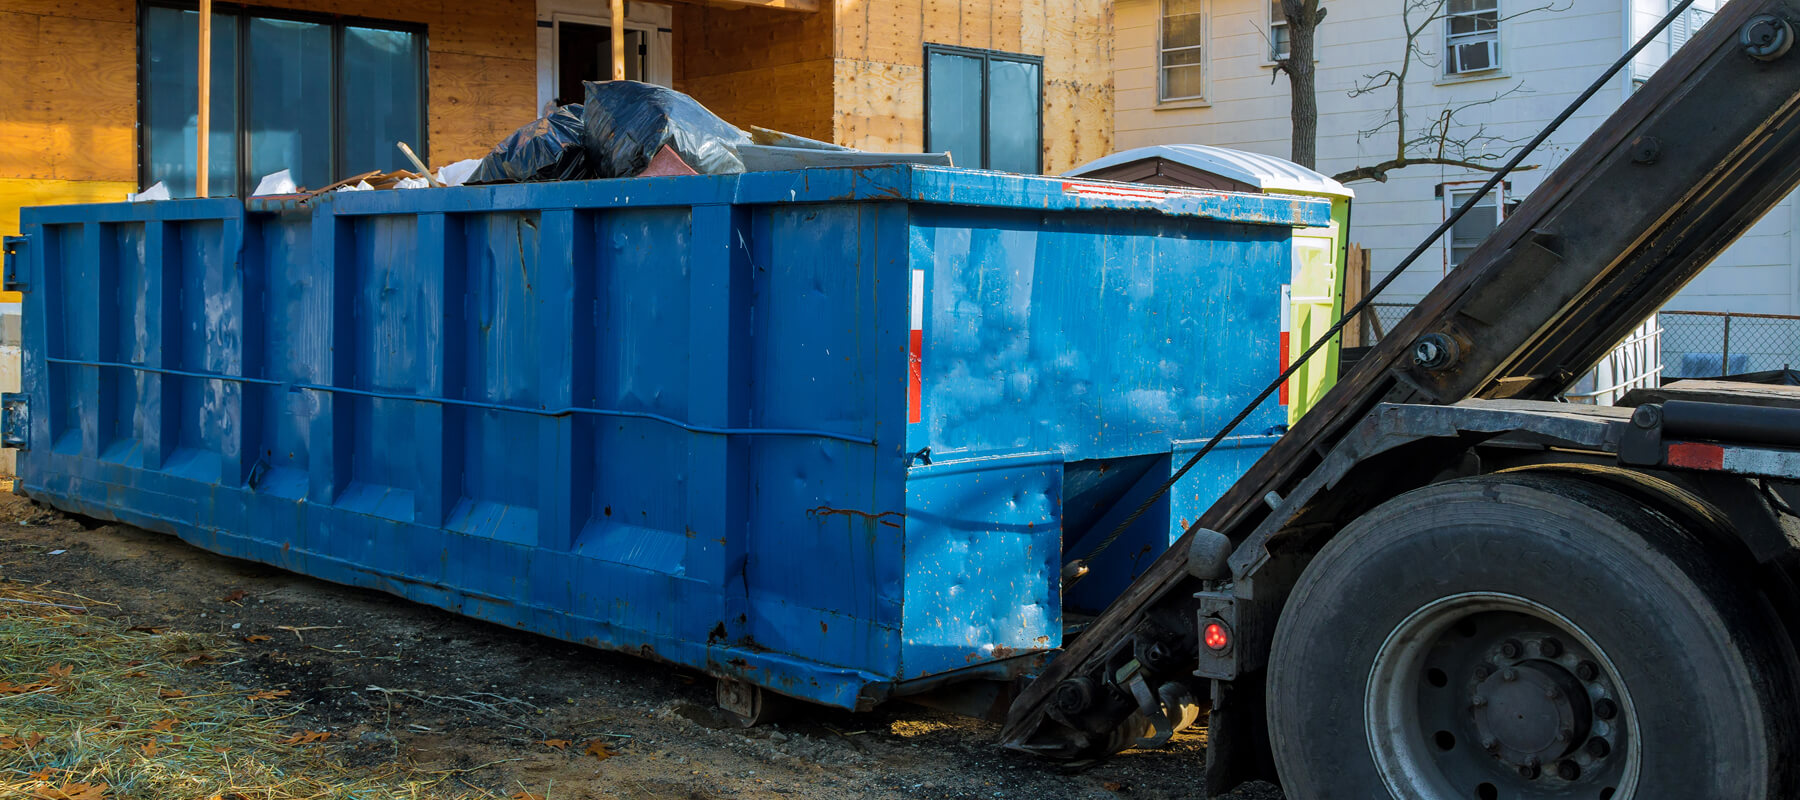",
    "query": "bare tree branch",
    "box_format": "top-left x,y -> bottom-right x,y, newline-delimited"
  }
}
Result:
1333,0 -> 1566,183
